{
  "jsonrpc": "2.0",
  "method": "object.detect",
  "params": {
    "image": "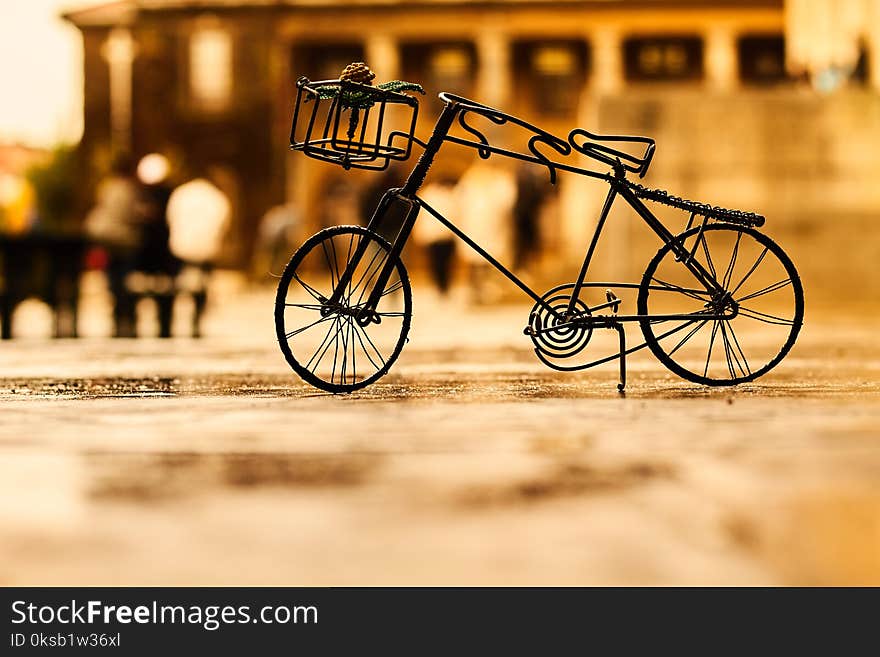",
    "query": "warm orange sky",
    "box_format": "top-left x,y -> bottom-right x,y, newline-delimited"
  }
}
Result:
0,0 -> 103,147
